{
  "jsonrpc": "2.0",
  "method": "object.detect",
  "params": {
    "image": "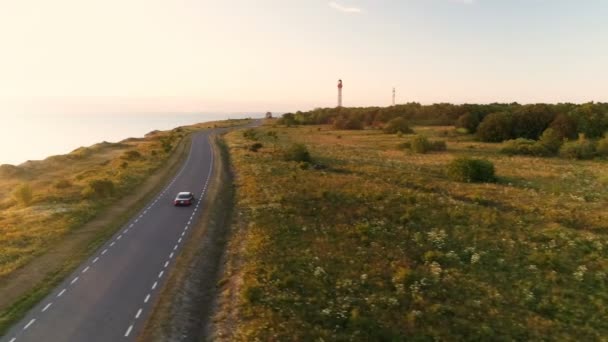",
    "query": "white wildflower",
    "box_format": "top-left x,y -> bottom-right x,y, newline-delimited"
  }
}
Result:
429,262 -> 442,278
427,229 -> 448,249
471,253 -> 481,264
573,265 -> 587,281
